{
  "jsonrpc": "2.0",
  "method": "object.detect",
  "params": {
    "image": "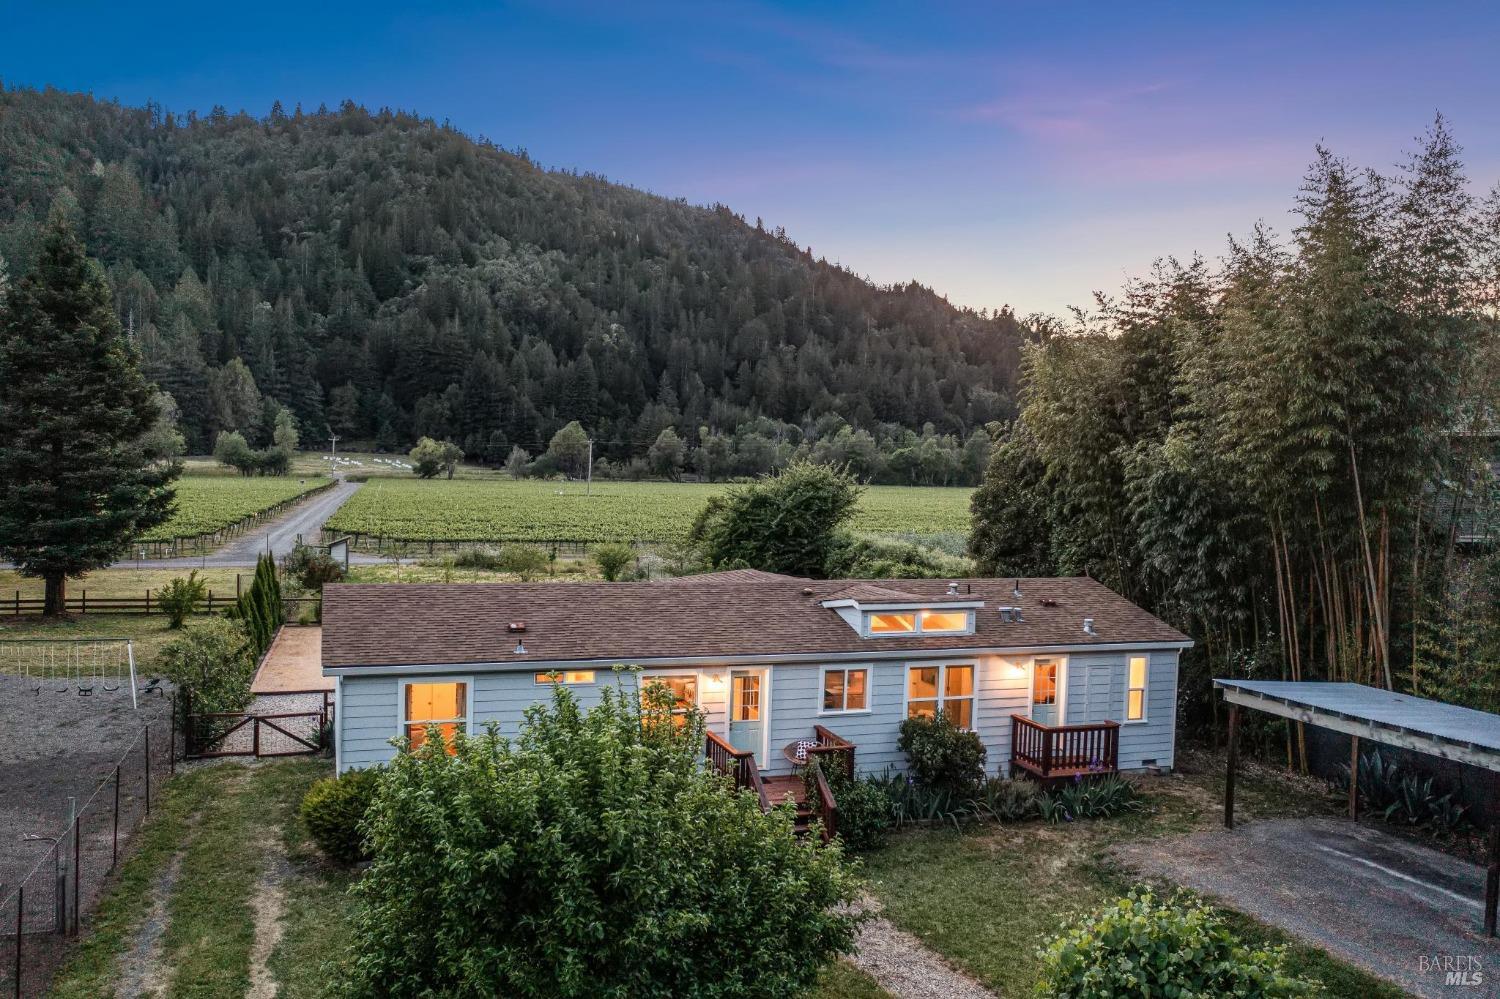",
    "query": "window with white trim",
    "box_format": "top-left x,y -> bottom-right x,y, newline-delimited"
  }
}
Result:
402,680 -> 468,752
906,663 -> 976,729
1126,656 -> 1147,721
822,667 -> 869,713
